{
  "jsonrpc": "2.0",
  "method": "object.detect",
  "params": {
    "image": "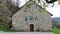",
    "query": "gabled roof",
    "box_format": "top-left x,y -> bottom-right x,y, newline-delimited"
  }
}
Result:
11,0 -> 53,17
